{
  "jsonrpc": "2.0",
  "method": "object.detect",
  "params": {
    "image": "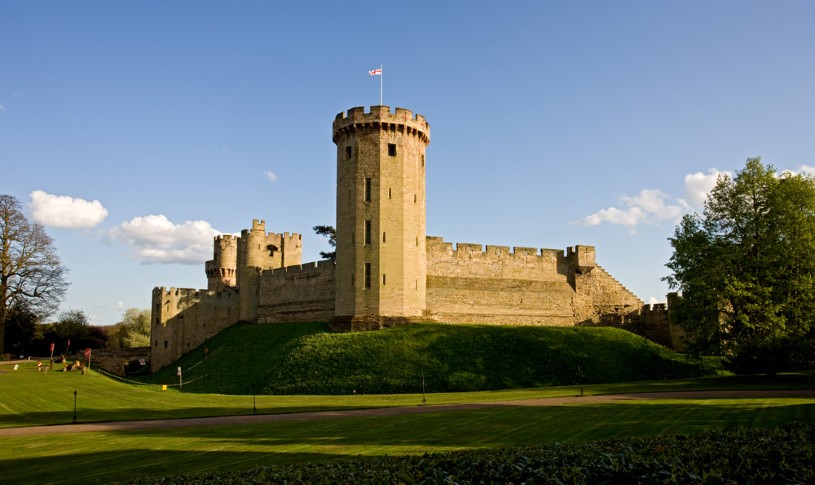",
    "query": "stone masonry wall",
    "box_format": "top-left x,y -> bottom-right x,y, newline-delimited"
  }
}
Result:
425,237 -> 643,326
150,287 -> 240,371
90,347 -> 150,376
585,265 -> 645,323
258,260 -> 336,323
426,237 -> 580,325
